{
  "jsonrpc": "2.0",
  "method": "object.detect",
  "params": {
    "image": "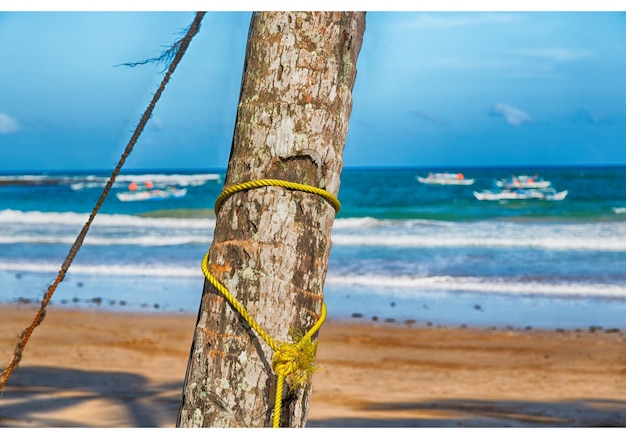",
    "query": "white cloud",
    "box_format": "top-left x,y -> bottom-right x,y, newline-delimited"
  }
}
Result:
408,13 -> 523,29
516,47 -> 590,61
491,103 -> 532,126
0,113 -> 20,134
570,109 -> 612,125
428,56 -> 514,70
150,116 -> 165,130
409,110 -> 448,126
